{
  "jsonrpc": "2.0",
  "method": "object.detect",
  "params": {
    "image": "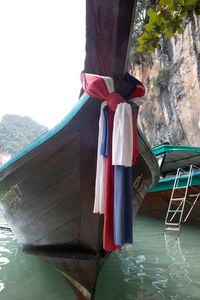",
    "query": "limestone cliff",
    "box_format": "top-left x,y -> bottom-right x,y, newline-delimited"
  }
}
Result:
130,14 -> 200,147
